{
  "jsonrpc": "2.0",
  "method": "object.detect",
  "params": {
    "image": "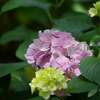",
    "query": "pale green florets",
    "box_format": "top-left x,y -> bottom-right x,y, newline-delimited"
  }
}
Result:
89,1 -> 100,17
29,67 -> 68,99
